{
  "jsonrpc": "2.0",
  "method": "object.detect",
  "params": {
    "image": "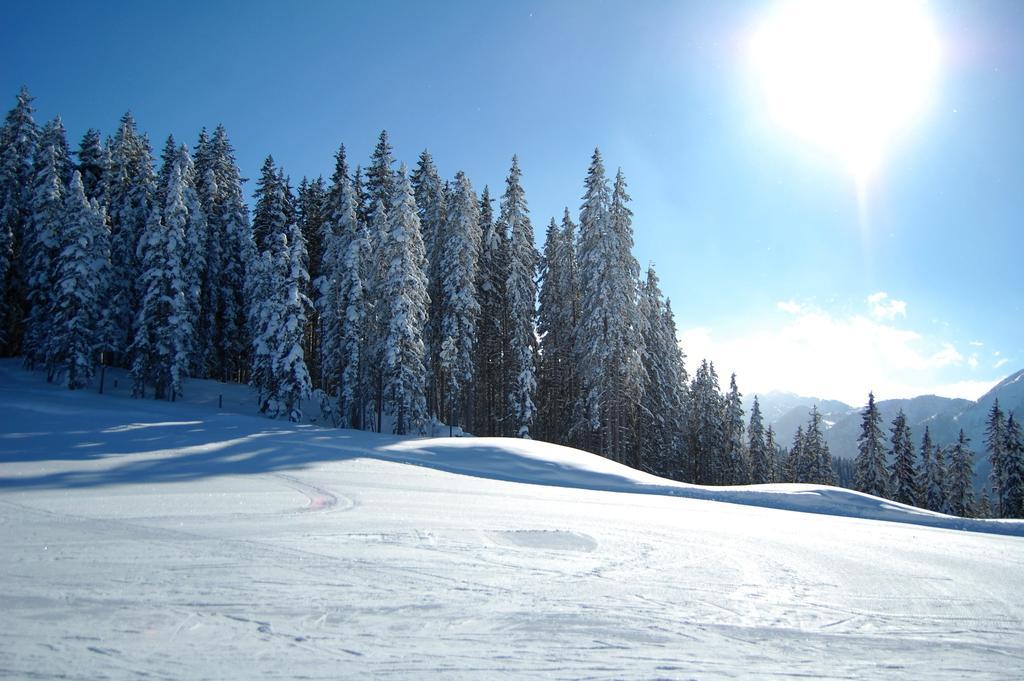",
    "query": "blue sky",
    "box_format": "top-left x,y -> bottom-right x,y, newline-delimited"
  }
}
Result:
2,0 -> 1021,404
